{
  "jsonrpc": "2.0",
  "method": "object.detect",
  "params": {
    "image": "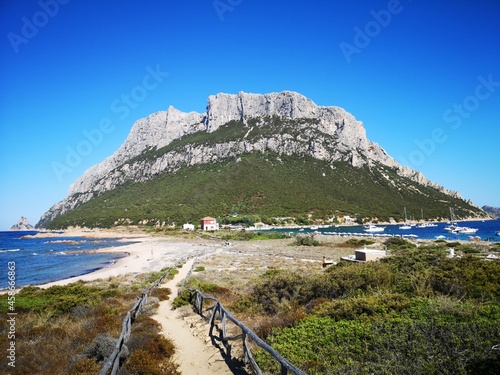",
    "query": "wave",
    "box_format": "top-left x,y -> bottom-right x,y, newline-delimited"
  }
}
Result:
0,249 -> 20,253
